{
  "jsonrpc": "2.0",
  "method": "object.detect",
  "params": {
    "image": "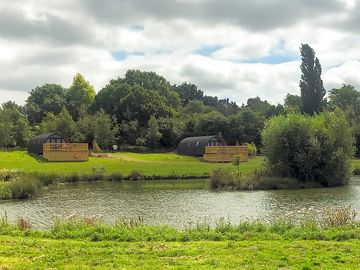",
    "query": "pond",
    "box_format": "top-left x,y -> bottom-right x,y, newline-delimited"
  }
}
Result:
1,178 -> 360,229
